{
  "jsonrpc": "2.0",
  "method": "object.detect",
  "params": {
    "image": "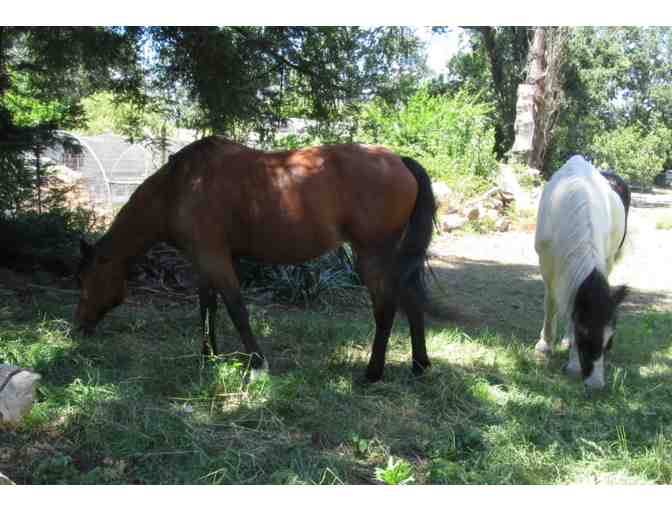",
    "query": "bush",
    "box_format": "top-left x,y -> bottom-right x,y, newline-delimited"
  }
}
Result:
0,207 -> 96,274
589,124 -> 671,188
357,88 -> 498,195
